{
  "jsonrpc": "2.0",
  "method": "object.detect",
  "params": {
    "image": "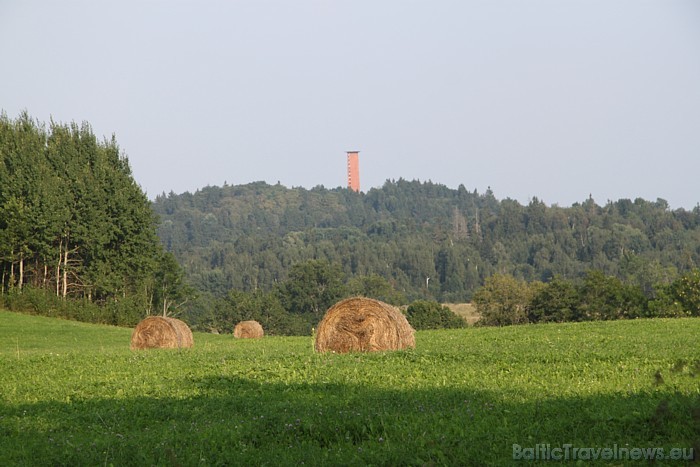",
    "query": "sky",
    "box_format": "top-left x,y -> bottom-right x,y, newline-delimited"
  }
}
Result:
2,0 -> 700,209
